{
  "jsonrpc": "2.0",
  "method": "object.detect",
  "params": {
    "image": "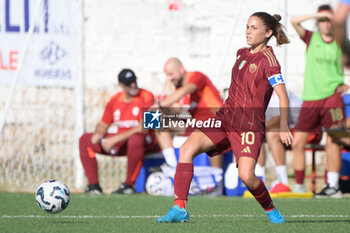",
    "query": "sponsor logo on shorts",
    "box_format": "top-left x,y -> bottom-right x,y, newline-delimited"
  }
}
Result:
241,146 -> 251,153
